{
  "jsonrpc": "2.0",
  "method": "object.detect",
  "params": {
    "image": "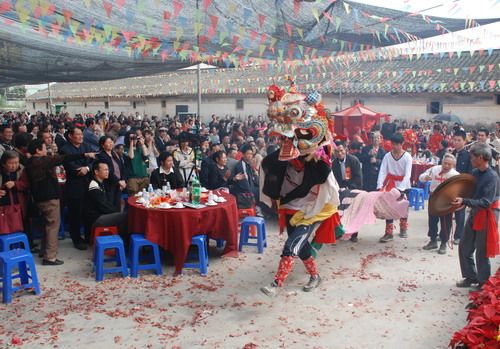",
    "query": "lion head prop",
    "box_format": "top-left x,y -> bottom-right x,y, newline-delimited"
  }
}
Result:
267,76 -> 334,163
